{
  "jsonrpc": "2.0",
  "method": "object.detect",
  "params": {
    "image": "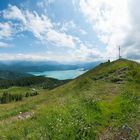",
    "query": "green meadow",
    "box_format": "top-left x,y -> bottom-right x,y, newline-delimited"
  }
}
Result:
0,59 -> 140,140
